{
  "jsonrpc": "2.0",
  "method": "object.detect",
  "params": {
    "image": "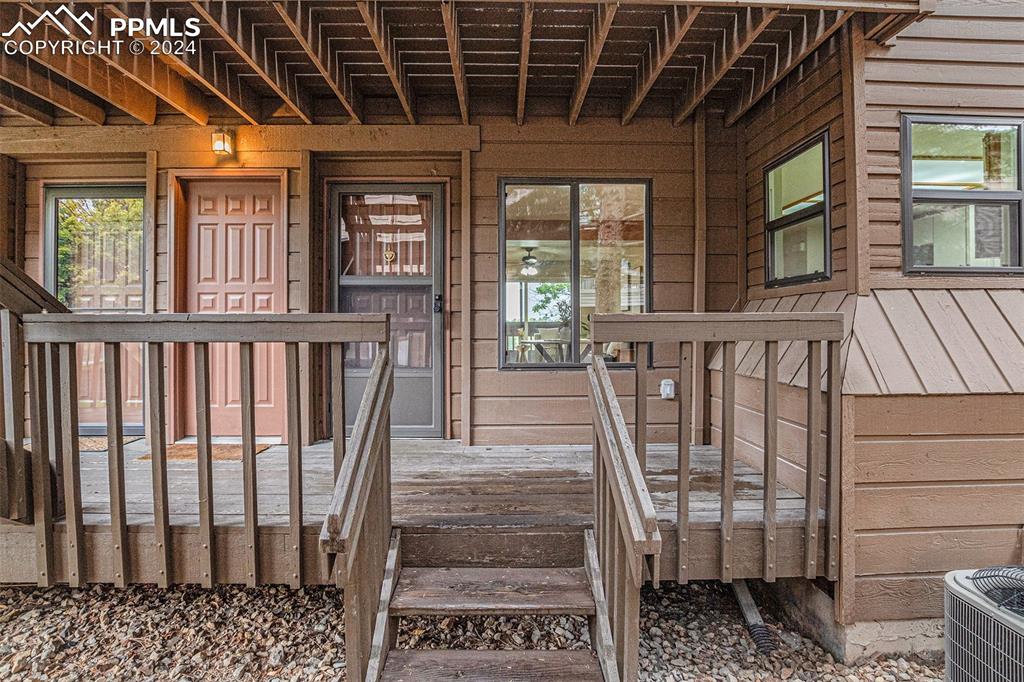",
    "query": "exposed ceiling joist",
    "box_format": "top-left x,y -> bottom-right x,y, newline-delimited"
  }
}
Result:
673,7 -> 778,125
10,5 -> 156,125
568,2 -> 618,126
105,2 -> 262,125
725,10 -> 851,126
622,5 -> 700,125
0,52 -> 105,125
271,1 -> 362,123
516,2 -> 534,126
190,1 -> 314,124
356,1 -> 416,124
441,0 -> 470,125
0,82 -> 55,127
